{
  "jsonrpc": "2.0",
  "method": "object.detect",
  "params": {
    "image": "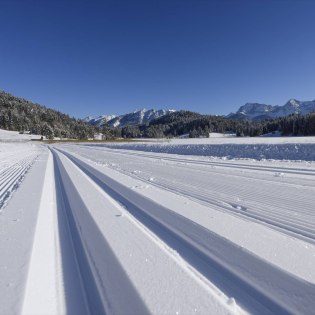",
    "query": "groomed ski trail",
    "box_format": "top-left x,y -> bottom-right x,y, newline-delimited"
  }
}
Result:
52,147 -> 315,315
1,142 -> 315,315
